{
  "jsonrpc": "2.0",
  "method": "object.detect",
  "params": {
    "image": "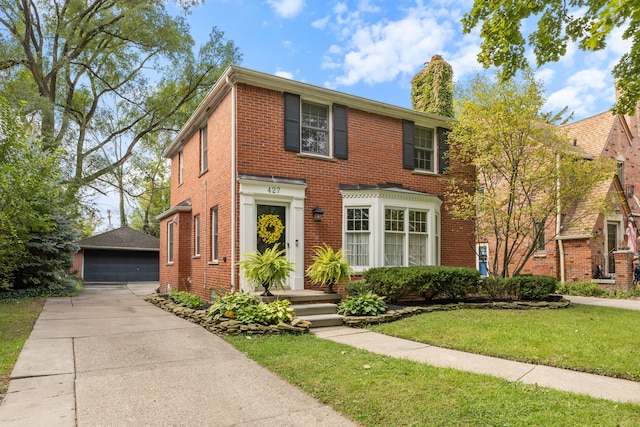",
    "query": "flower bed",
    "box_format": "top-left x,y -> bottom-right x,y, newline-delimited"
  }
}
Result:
144,294 -> 310,335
